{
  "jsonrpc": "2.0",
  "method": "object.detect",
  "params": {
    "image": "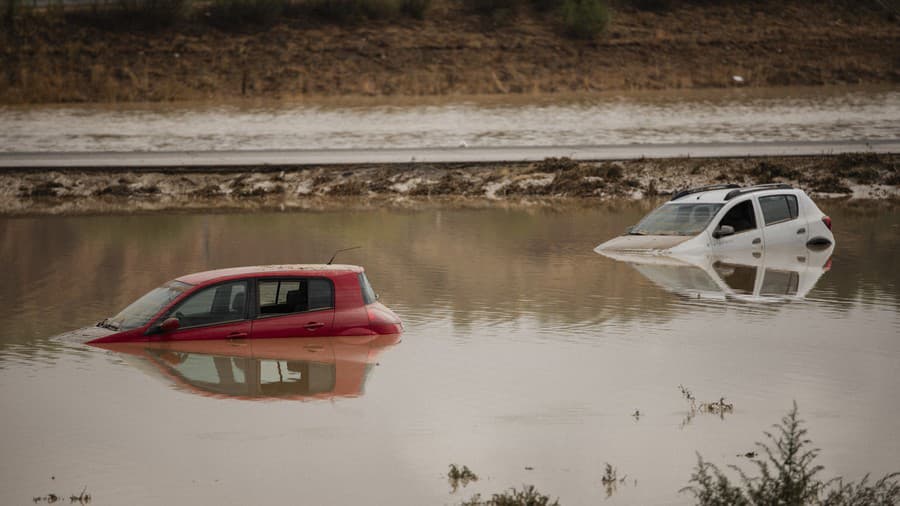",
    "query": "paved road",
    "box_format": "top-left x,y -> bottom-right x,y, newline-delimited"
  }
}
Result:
1,140 -> 896,170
